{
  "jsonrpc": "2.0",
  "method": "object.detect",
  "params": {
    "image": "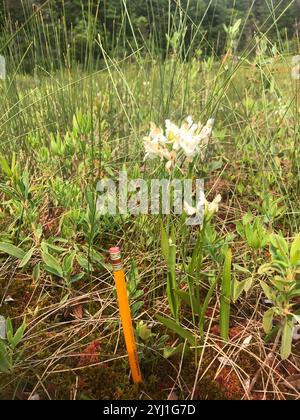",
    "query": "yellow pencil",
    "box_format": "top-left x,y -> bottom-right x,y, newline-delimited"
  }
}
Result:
109,247 -> 142,384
